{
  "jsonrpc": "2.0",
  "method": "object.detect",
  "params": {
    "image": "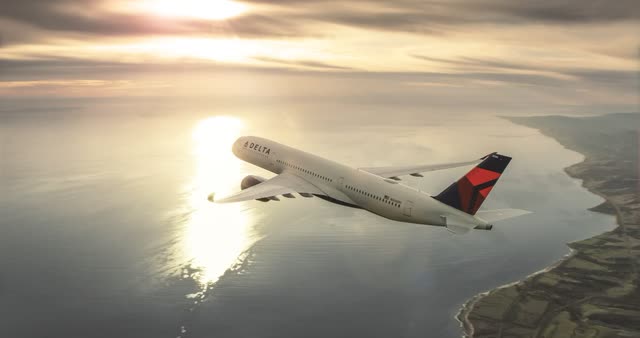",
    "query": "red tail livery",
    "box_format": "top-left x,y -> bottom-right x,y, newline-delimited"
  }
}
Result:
434,153 -> 511,215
